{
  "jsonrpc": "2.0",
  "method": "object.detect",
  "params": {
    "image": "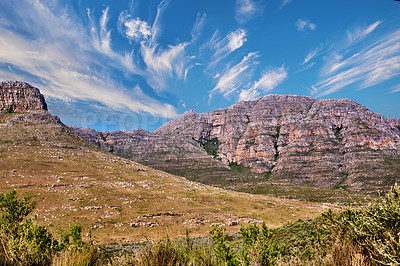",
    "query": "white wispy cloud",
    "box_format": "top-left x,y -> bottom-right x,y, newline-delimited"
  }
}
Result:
184,63 -> 202,81
99,8 -> 112,54
303,21 -> 381,75
311,25 -> 400,97
280,0 -> 292,8
88,8 -> 144,76
228,29 -> 247,51
116,0 -> 200,90
238,88 -> 260,102
140,42 -> 189,89
210,52 -> 259,100
390,84 -> 400,93
191,13 -> 207,41
128,0 -> 138,14
251,66 -> 288,91
213,29 -> 247,57
235,0 -> 263,24
0,1 -> 177,118
347,20 -> 381,44
208,29 -> 247,68
118,11 -> 152,41
239,66 -> 288,101
298,46 -> 325,71
150,0 -> 171,45
303,49 -> 319,65
295,19 -> 316,31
